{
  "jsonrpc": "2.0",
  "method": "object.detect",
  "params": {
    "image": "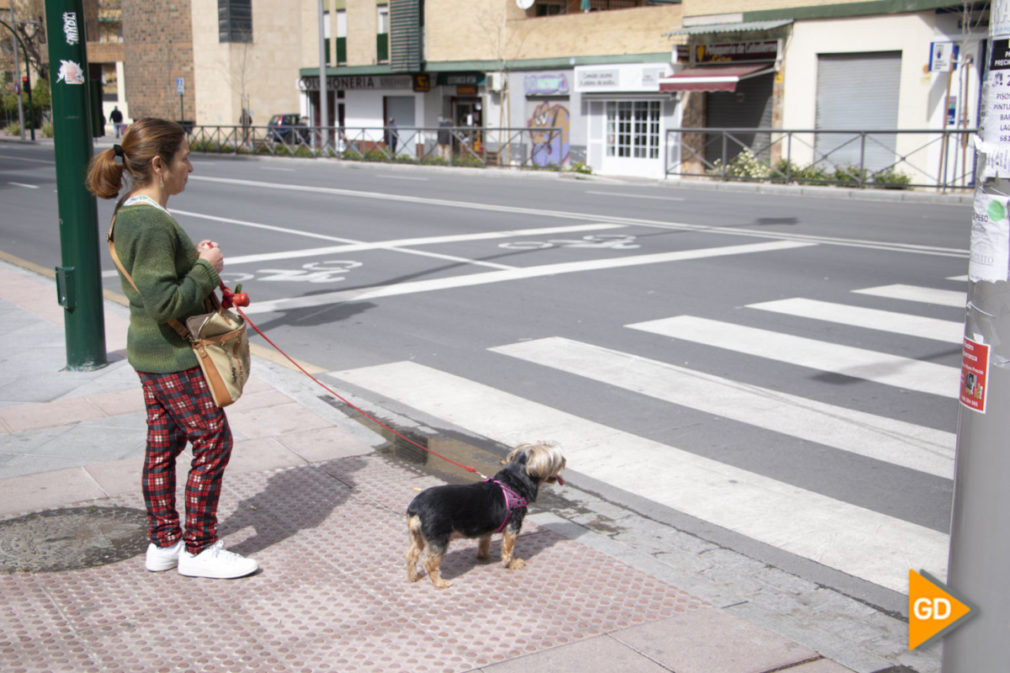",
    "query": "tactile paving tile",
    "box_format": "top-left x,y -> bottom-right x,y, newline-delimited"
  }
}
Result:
1,453 -> 708,672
